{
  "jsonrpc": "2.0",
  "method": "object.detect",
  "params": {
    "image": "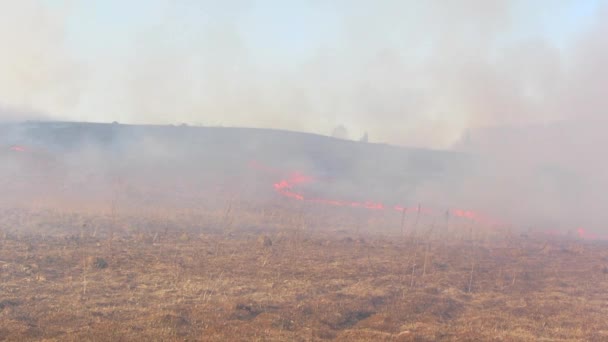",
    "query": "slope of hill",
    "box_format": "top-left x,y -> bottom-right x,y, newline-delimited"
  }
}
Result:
2,120 -> 603,234
1,121 -> 476,207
